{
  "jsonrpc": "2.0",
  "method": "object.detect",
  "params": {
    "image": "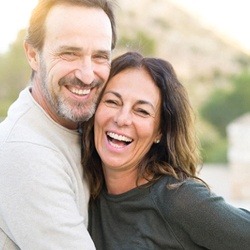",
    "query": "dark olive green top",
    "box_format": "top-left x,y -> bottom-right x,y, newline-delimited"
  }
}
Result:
89,175 -> 250,250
